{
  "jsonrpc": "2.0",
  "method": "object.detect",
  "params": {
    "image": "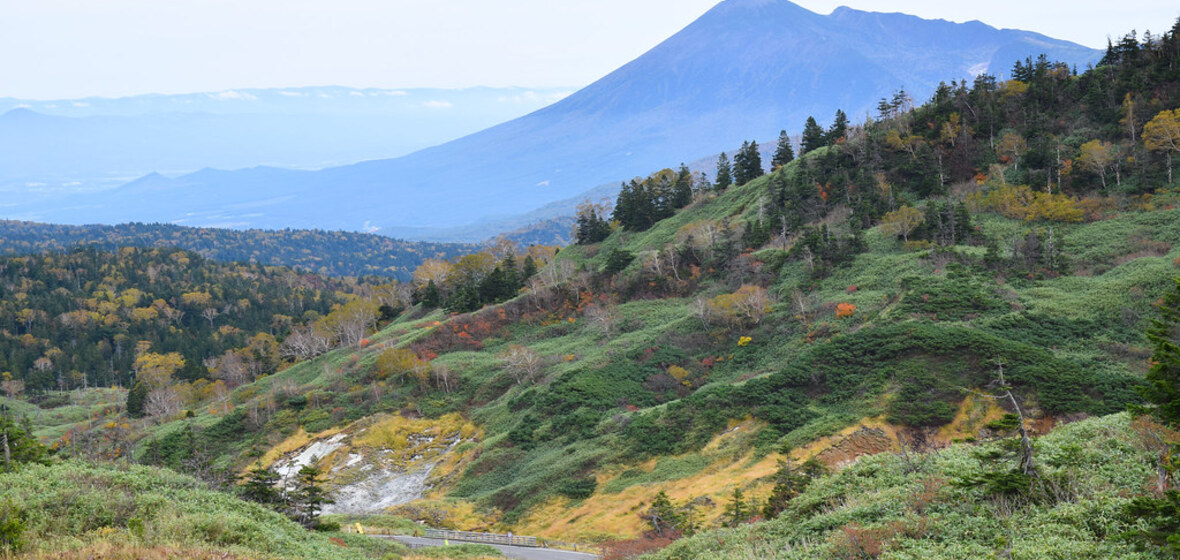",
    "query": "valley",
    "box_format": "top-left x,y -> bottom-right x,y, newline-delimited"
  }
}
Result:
3,2 -> 1180,559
